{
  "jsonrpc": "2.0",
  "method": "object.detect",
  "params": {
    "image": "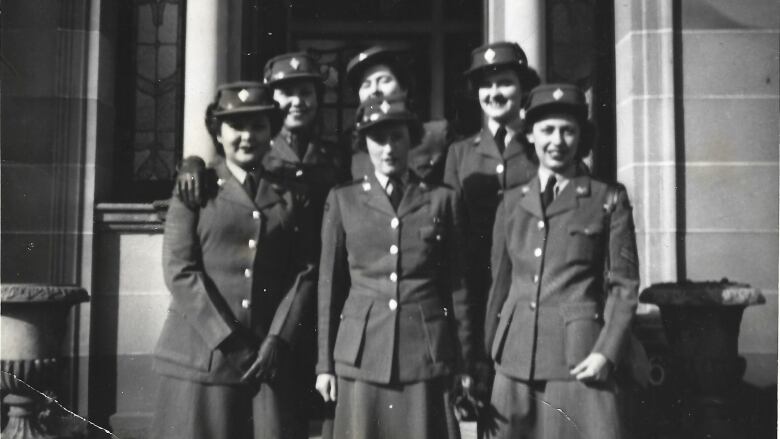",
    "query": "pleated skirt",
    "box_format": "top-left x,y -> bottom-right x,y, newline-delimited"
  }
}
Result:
332,376 -> 461,439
